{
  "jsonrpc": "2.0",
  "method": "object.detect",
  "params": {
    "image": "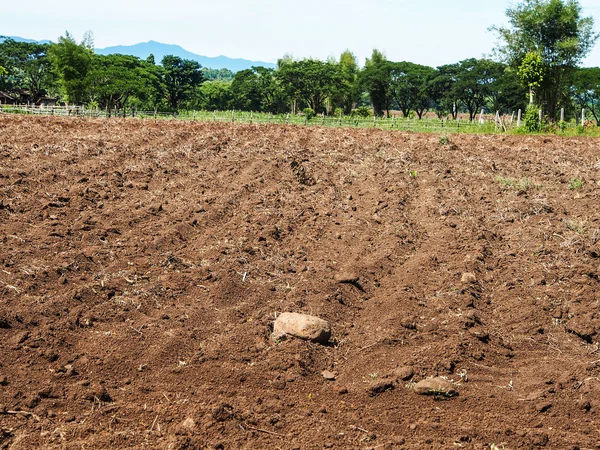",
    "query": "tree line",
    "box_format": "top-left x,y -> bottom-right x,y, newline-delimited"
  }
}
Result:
0,0 -> 598,124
